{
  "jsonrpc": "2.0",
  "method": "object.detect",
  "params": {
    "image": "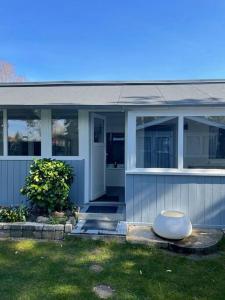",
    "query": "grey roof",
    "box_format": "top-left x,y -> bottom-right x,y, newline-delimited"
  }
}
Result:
1,80 -> 225,107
